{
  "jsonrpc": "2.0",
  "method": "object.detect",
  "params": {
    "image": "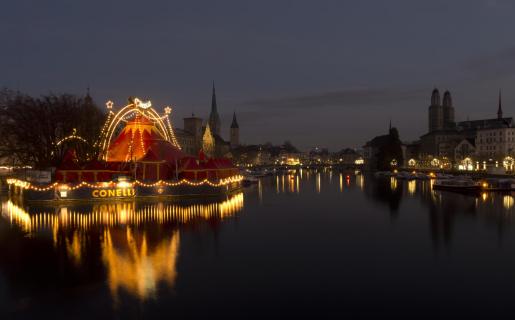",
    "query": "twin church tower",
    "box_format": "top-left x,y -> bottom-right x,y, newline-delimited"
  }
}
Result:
428,88 -> 504,133
428,89 -> 455,132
